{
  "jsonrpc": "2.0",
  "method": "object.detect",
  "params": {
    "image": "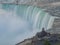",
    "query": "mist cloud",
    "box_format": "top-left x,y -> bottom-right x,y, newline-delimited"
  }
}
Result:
0,9 -> 33,45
